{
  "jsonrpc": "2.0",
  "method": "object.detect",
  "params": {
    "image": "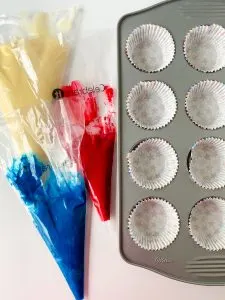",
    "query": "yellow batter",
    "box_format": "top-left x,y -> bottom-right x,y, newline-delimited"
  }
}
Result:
0,12 -> 72,160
